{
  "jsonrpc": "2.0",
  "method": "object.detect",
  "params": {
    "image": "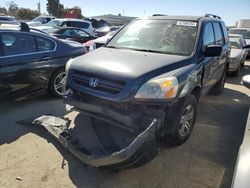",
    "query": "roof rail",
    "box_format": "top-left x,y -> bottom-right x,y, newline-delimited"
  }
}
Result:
0,21 -> 30,32
204,14 -> 221,19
